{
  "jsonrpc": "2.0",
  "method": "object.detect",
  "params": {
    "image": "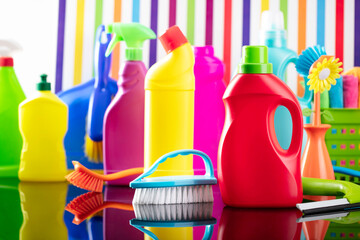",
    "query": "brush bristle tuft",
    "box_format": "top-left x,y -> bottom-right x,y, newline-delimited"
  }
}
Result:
133,203 -> 214,221
85,135 -> 103,163
65,169 -> 103,192
65,192 -> 103,224
132,185 -> 214,205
